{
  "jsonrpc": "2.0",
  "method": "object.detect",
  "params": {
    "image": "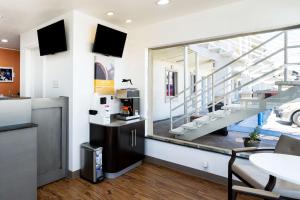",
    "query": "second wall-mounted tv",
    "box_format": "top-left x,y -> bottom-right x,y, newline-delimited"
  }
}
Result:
37,20 -> 67,56
92,24 -> 127,58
